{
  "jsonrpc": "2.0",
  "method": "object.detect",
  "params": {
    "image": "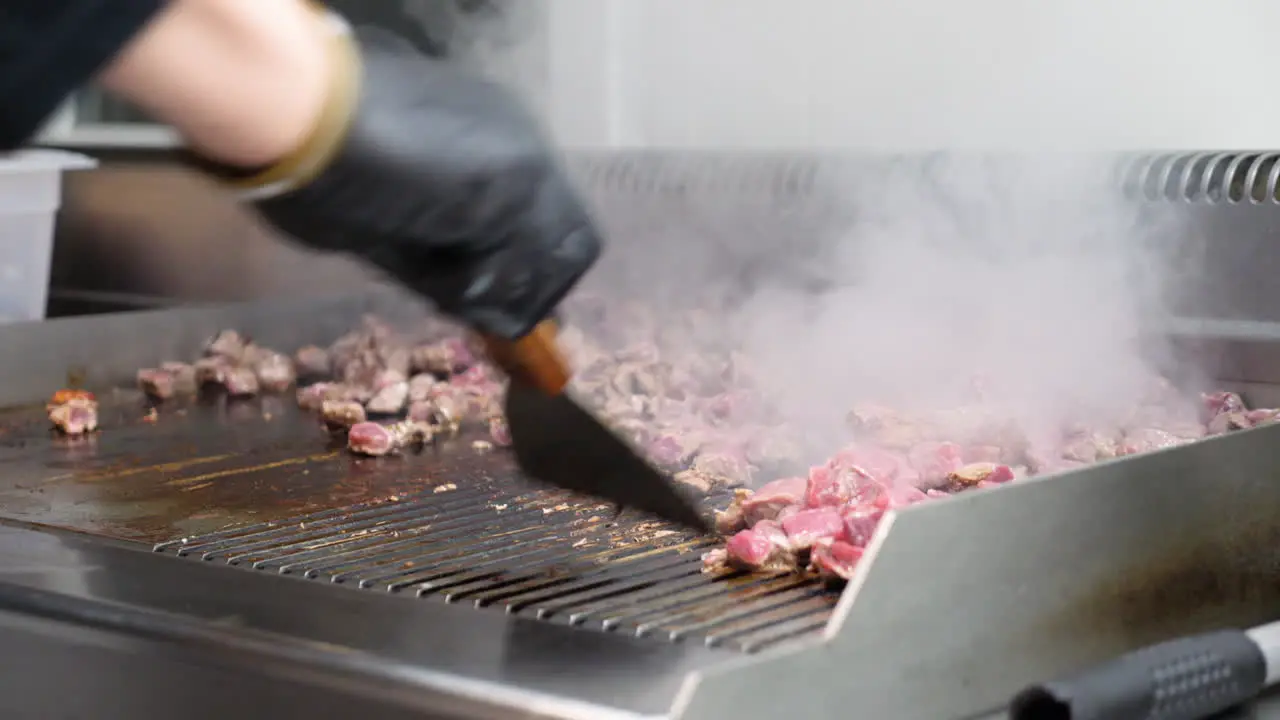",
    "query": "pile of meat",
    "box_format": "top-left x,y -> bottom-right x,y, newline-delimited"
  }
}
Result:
44,303 -> 1280,589
127,318 -> 509,457
701,388 -> 1280,582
